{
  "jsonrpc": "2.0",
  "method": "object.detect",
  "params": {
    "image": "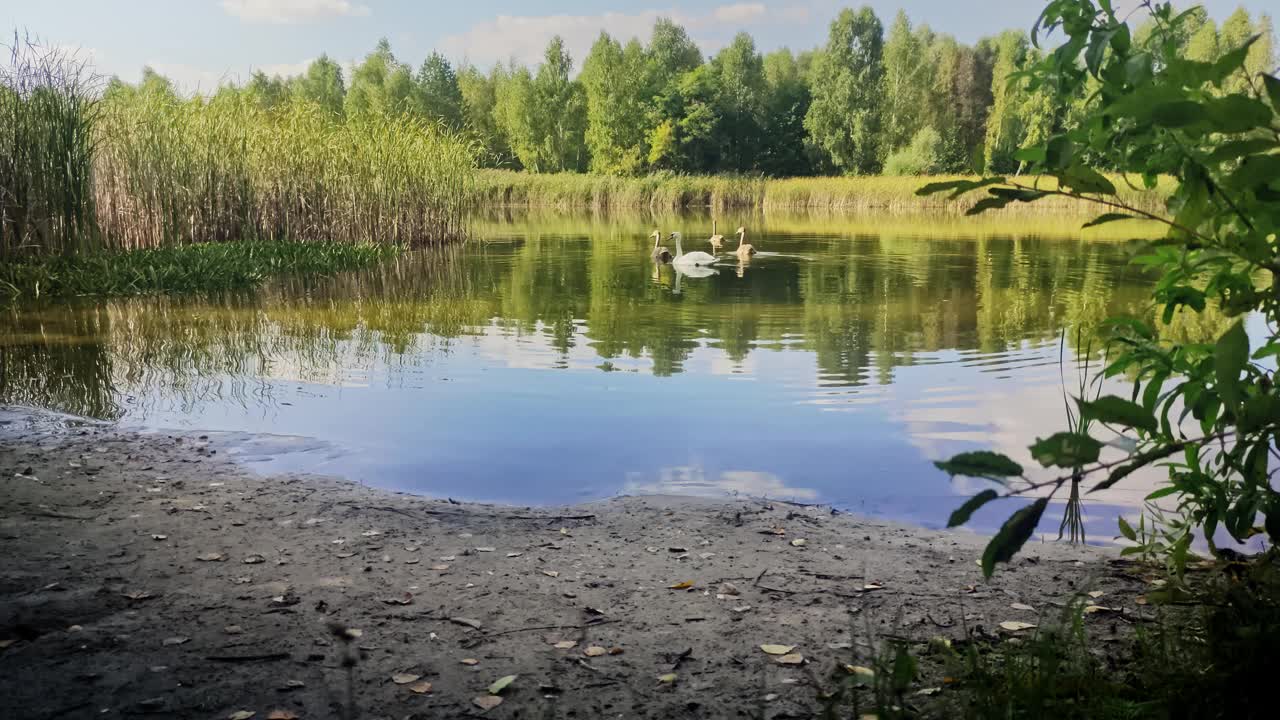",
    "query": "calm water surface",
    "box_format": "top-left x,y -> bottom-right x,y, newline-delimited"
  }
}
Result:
4,211 -> 1195,537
